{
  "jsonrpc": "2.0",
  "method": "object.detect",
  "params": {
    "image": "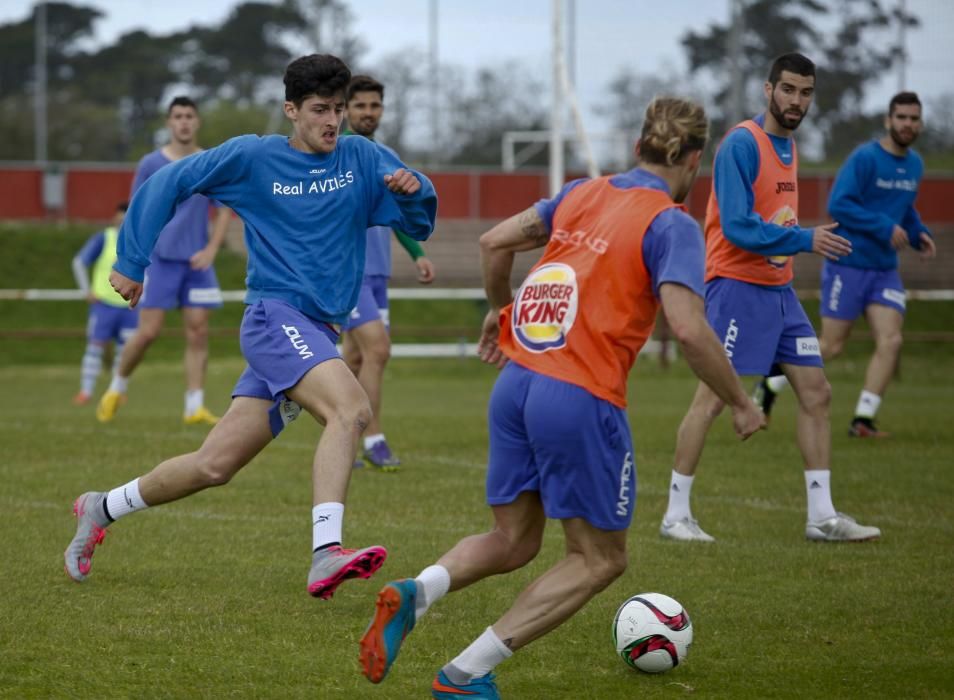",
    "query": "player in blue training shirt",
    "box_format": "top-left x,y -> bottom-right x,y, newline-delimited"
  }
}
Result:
96,96 -> 232,426
754,92 -> 936,437
341,75 -> 437,471
70,202 -> 139,405
64,54 -> 438,601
